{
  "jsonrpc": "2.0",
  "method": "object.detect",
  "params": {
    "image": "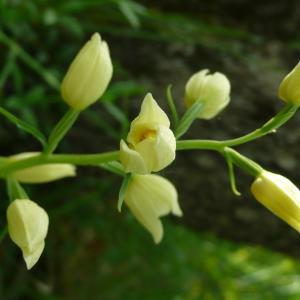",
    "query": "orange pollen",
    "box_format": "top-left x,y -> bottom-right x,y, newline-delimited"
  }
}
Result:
139,129 -> 157,142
